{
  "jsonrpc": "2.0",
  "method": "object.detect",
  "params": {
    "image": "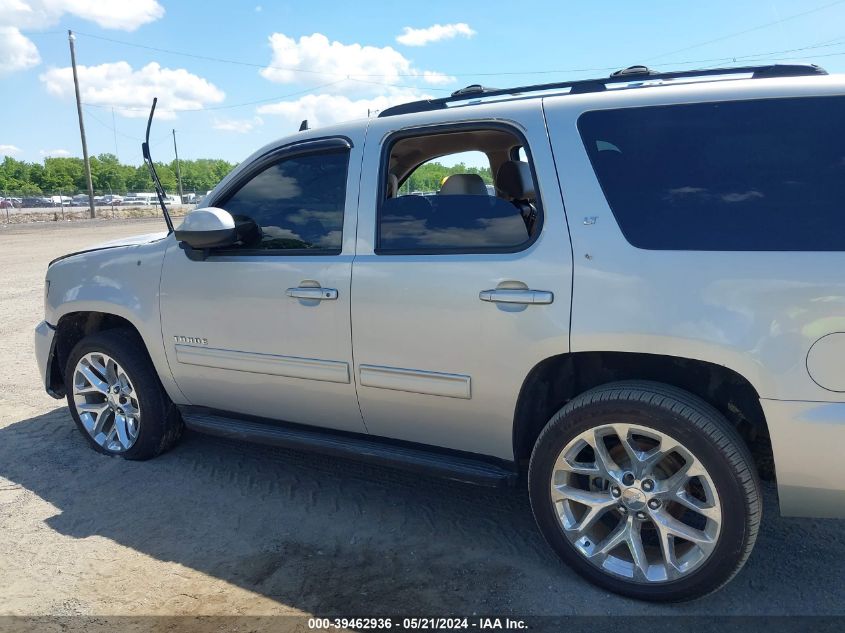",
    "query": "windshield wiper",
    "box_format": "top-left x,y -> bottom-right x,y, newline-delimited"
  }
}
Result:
141,98 -> 174,233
